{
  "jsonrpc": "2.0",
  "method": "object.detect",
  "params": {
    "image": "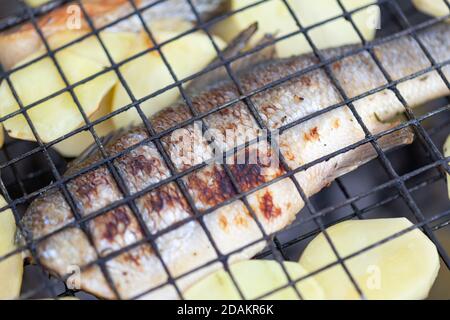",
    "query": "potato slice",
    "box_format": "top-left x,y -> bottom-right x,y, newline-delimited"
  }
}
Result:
53,90 -> 115,158
57,296 -> 79,300
184,260 -> 324,300
212,0 -> 379,57
25,0 -> 50,7
47,31 -> 138,66
112,31 -> 225,128
0,195 -> 23,299
444,135 -> 450,199
413,0 -> 450,22
41,297 -> 80,300
299,218 -> 440,300
0,51 -> 117,143
0,31 -> 137,143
